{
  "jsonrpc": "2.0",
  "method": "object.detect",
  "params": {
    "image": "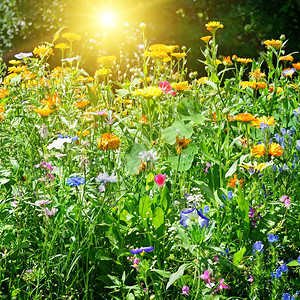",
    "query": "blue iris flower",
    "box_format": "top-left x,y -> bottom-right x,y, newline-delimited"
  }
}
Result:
180,208 -> 210,229
67,176 -> 85,186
